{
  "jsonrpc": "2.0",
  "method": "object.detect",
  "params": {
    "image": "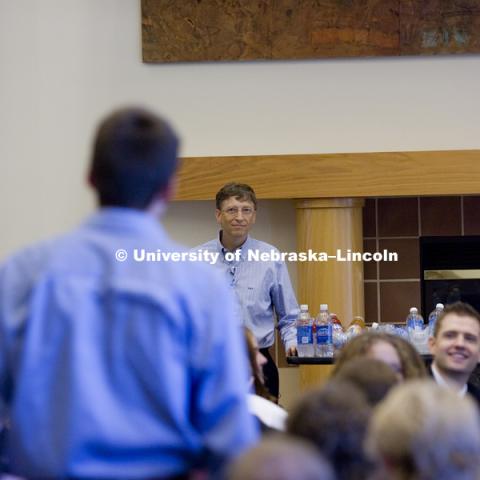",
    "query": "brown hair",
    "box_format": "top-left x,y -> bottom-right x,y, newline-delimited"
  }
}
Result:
90,107 -> 179,209
333,331 -> 427,380
287,382 -> 373,480
433,301 -> 480,337
333,357 -> 398,406
215,183 -> 257,210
